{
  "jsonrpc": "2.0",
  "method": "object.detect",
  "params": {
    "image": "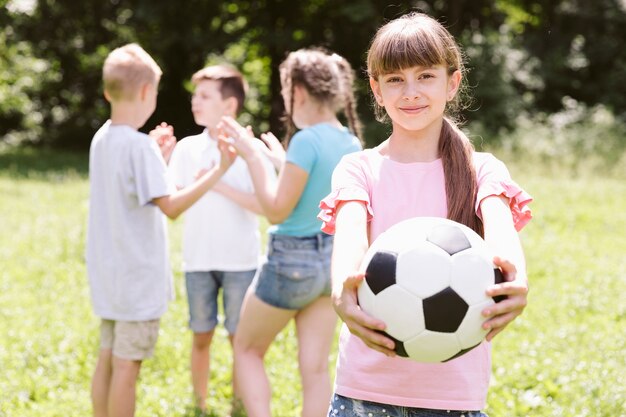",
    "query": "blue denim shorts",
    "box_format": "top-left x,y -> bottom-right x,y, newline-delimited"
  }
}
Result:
185,269 -> 256,334
328,394 -> 489,417
253,233 -> 333,310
